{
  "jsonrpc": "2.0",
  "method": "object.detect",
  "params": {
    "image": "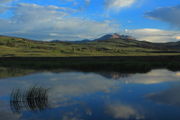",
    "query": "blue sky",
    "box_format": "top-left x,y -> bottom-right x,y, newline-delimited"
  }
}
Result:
0,0 -> 179,42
